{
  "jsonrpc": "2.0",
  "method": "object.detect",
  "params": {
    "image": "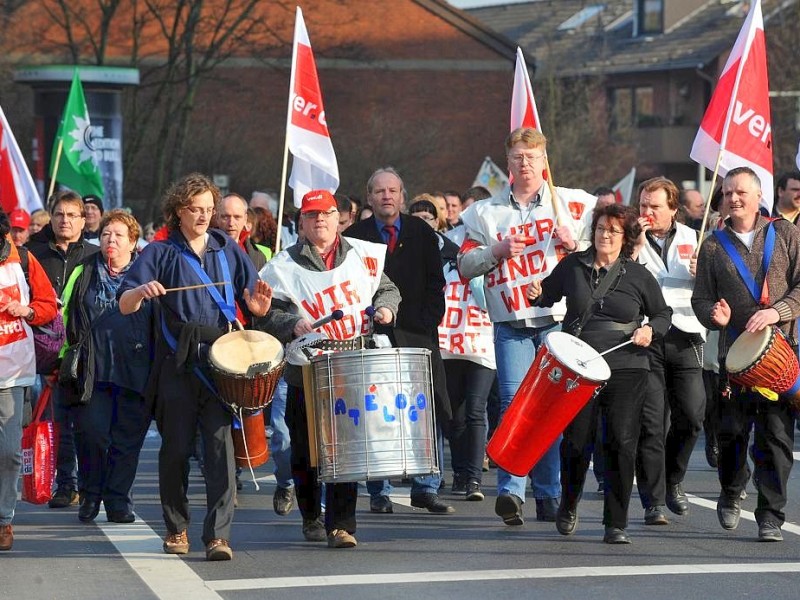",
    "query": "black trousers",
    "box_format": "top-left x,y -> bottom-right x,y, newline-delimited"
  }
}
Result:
717,388 -> 795,526
153,356 -> 235,545
286,384 -> 357,534
561,369 -> 647,529
636,329 -> 705,507
445,359 -> 495,482
73,384 -> 150,513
